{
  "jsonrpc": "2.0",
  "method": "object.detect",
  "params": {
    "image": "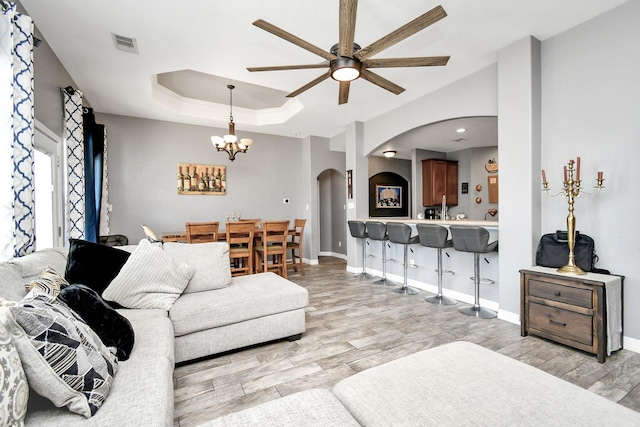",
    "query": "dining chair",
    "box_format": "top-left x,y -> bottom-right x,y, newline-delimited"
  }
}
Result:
286,219 -> 306,275
240,218 -> 261,229
254,220 -> 290,278
226,221 -> 255,276
185,221 -> 219,243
